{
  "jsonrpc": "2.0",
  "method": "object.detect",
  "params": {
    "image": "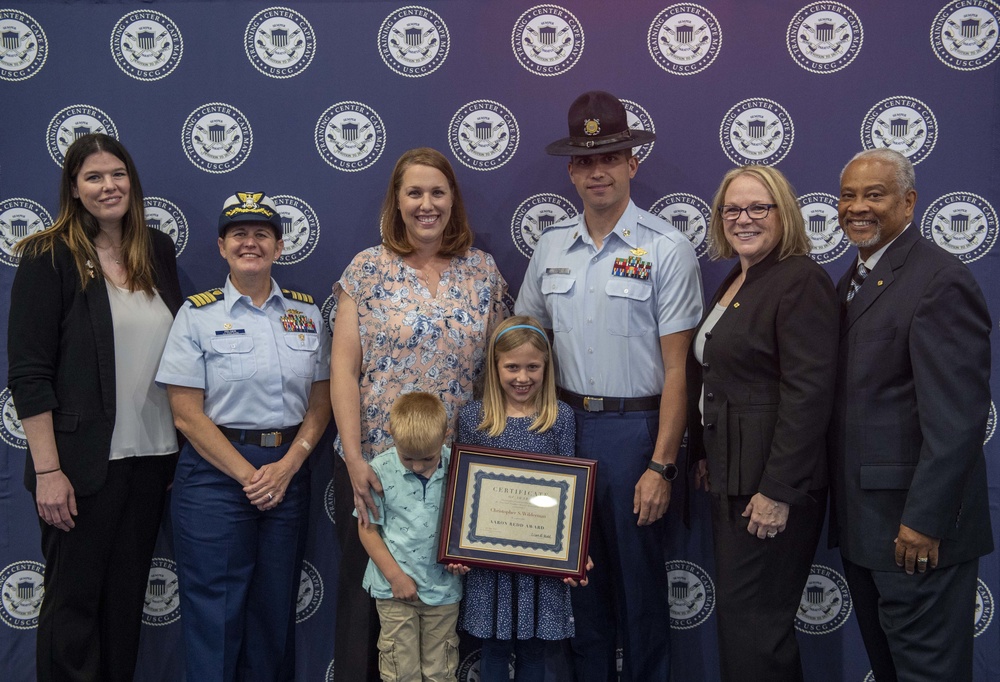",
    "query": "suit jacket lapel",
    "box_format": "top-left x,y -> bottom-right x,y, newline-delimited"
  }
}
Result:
842,227 -> 919,333
84,280 -> 117,423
